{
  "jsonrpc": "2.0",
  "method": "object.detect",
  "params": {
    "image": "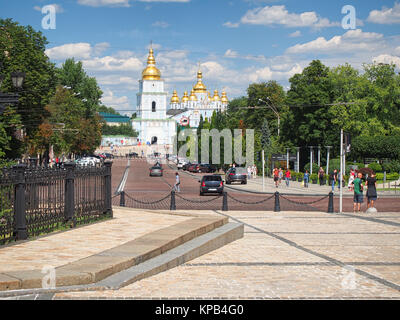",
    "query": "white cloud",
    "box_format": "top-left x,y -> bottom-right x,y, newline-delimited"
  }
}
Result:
367,2 -> 400,24
240,5 -> 339,28
372,54 -> 400,68
34,3 -> 64,13
289,30 -> 302,38
224,49 -> 267,62
286,29 -> 385,54
82,56 -> 143,72
45,43 -> 92,60
223,21 -> 240,28
101,89 -> 131,112
93,42 -> 110,56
